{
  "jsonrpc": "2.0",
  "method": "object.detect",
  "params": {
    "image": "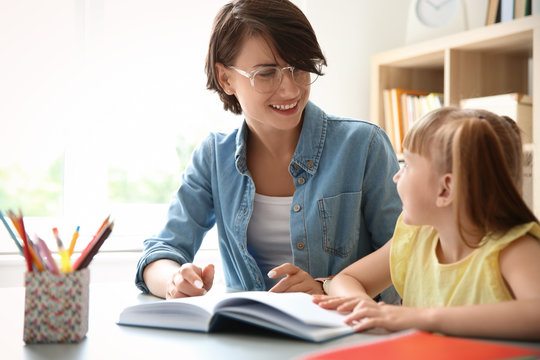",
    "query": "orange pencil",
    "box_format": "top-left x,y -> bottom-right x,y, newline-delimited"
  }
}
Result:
6,210 -> 23,238
26,240 -> 45,271
95,215 -> 110,236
